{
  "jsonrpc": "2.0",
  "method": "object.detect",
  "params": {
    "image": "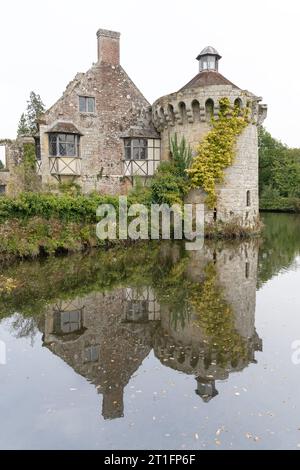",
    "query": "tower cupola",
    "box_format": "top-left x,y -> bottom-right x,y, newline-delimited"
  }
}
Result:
196,46 -> 221,72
